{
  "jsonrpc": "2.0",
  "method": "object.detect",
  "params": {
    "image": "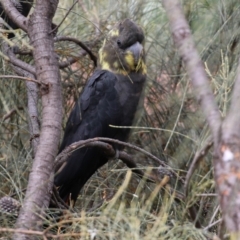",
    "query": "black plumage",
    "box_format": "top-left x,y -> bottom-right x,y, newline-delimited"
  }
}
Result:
0,0 -> 33,38
54,19 -> 147,206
